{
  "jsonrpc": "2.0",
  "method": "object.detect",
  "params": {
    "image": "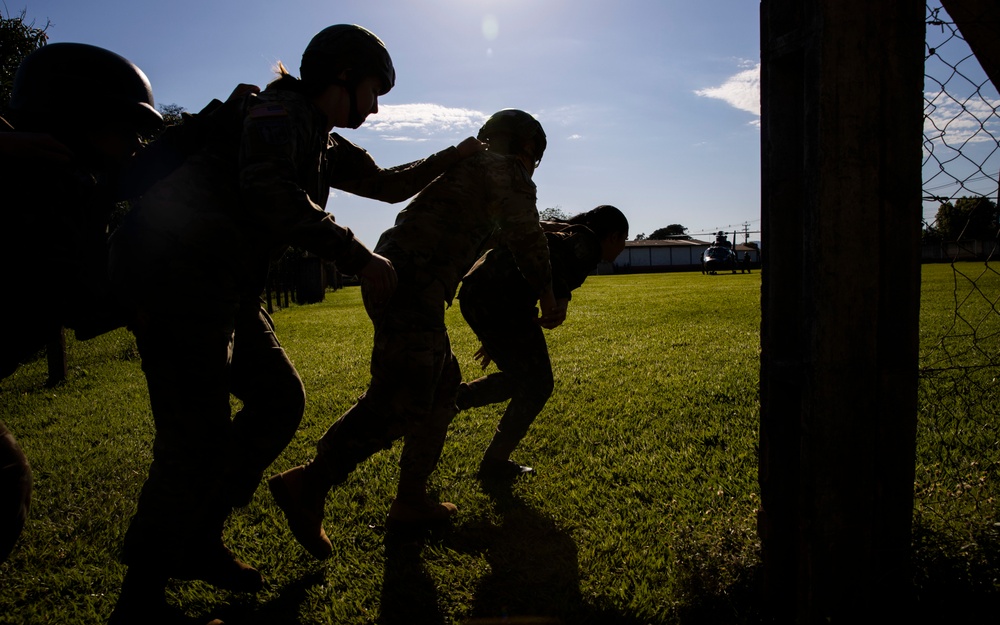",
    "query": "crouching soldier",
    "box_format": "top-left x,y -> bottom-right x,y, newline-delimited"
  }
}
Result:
457,205 -> 629,481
